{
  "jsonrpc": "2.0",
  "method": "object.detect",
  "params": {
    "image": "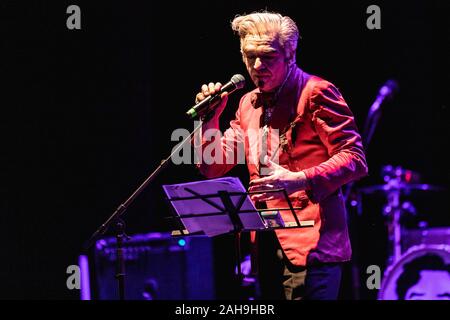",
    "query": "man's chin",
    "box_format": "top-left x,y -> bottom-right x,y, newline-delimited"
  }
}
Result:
252,79 -> 265,89
259,84 -> 277,92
